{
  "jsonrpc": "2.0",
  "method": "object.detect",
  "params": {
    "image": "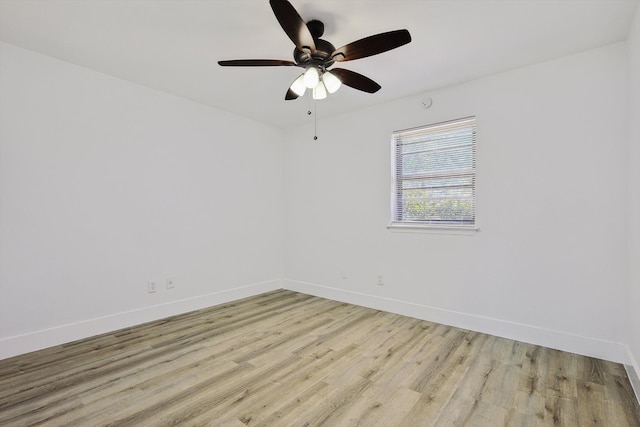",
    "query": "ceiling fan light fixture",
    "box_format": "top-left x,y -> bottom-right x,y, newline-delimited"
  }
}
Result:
312,81 -> 327,100
218,0 -> 412,102
322,71 -> 342,94
303,67 -> 320,88
290,74 -> 307,96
